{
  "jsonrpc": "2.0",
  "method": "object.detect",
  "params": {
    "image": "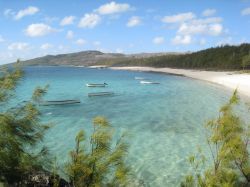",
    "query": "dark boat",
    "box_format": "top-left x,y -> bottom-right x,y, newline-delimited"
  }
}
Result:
39,99 -> 81,106
88,92 -> 114,97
